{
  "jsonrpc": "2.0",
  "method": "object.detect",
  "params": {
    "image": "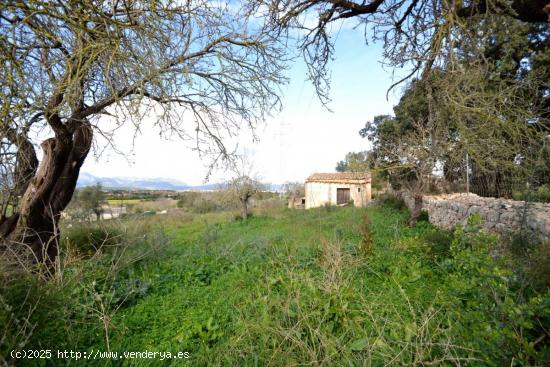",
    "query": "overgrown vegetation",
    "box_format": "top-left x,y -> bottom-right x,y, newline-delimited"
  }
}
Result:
333,11 -> 549,207
2,204 -> 548,365
2,2 -> 548,364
